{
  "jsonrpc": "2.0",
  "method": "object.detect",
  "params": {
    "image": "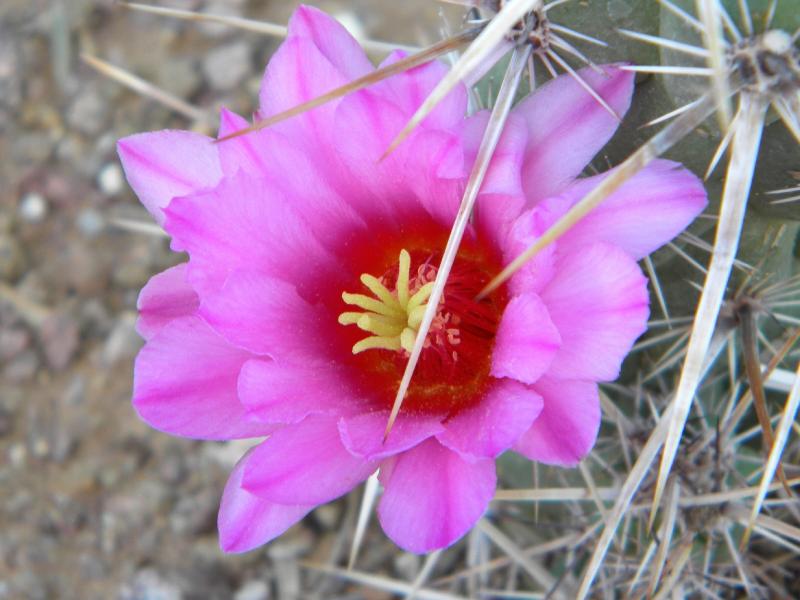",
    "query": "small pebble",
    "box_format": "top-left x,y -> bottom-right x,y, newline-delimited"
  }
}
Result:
18,193 -> 48,223
234,580 -> 270,600
97,163 -> 124,196
76,207 -> 105,237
